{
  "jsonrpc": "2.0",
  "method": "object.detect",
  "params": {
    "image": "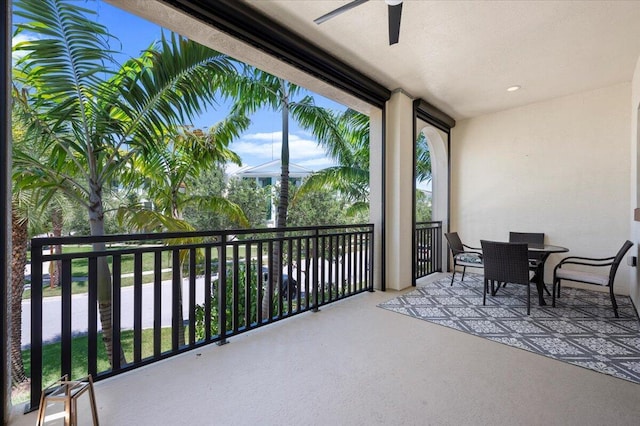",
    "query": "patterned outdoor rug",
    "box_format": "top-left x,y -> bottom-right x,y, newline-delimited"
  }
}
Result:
379,273 -> 640,384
